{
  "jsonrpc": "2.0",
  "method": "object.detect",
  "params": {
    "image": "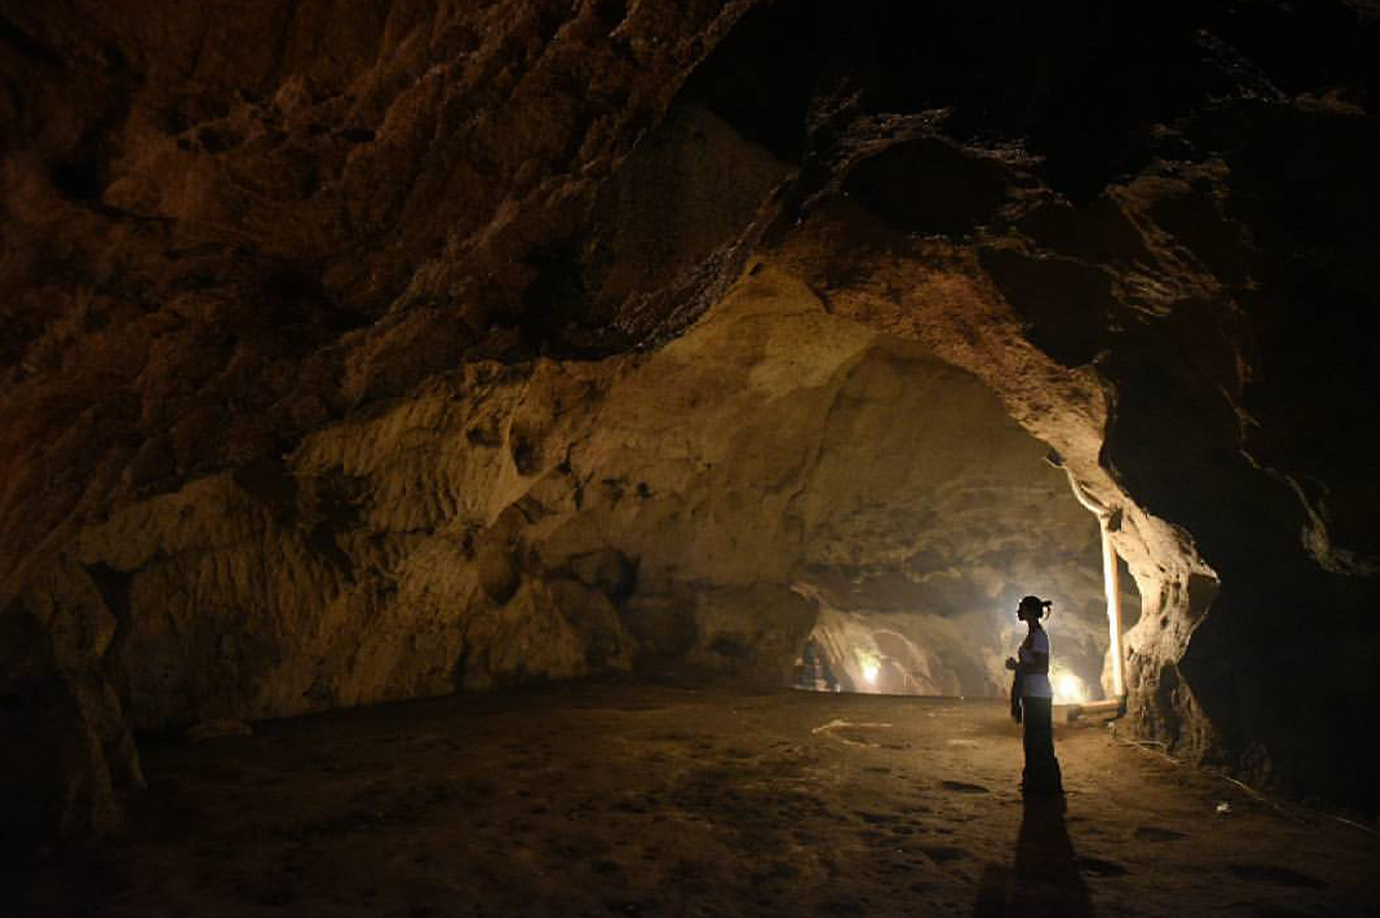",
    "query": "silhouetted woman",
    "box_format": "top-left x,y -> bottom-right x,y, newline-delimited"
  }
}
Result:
1005,595 -> 1063,796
